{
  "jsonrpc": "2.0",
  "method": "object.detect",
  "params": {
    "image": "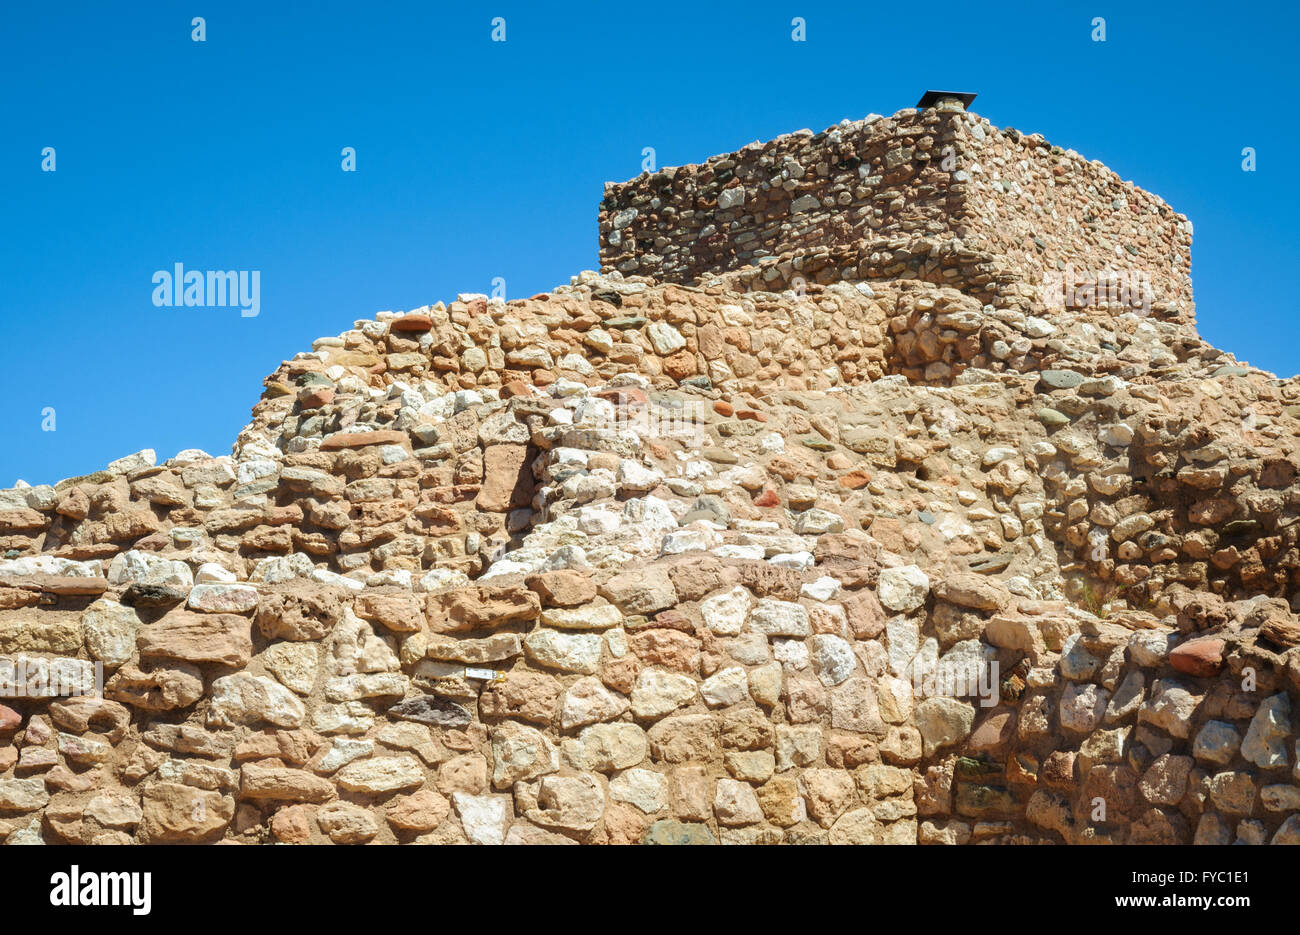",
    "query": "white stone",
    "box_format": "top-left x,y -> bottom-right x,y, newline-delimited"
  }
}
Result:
700,667 -> 749,707
453,793 -> 510,845
187,582 -> 258,614
195,562 -> 237,584
749,599 -> 810,637
1128,629 -> 1177,667
249,552 -> 314,585
236,458 -> 279,485
80,599 -> 140,668
774,639 -> 810,669
1059,681 -> 1109,733
806,630 -> 856,685
914,697 -> 975,757
660,527 -> 719,555
886,616 -> 920,677
560,676 -> 630,730
1241,693 -> 1291,769
310,568 -> 364,591
1098,423 -> 1134,447
800,576 -> 842,601
106,550 -> 193,588
700,586 -> 751,635
647,321 -> 686,355
793,508 -> 844,535
540,605 -> 622,631
981,447 -> 1018,467
616,460 -> 663,494
712,544 -> 765,561
717,188 -> 745,210
336,755 -> 425,794
630,668 -> 698,718
0,555 -> 101,579
207,673 -> 306,728
609,768 -> 668,814
416,568 -> 471,593
878,565 -> 929,612
768,551 -> 814,570
106,449 -> 156,475
314,738 -> 373,773
714,778 -> 764,825
524,629 -> 604,675
1140,678 -> 1200,739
